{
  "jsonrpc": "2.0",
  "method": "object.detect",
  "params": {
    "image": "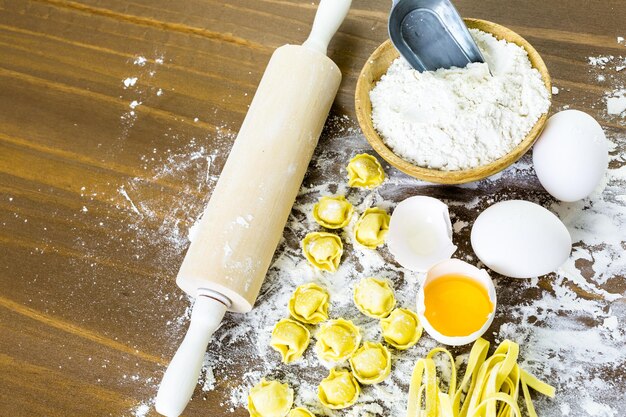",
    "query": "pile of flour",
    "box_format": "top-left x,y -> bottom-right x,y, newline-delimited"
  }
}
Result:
370,29 -> 550,171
